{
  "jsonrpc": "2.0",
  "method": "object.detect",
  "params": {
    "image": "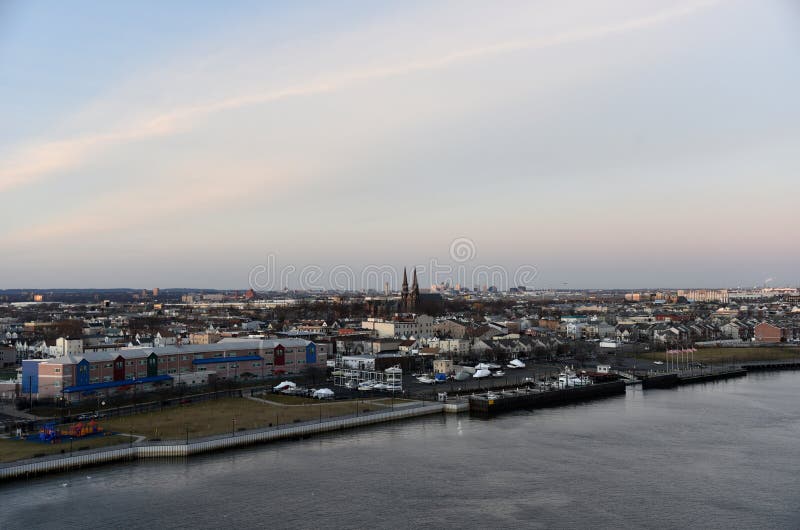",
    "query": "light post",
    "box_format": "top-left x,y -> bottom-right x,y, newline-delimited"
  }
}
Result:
232,417 -> 236,437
